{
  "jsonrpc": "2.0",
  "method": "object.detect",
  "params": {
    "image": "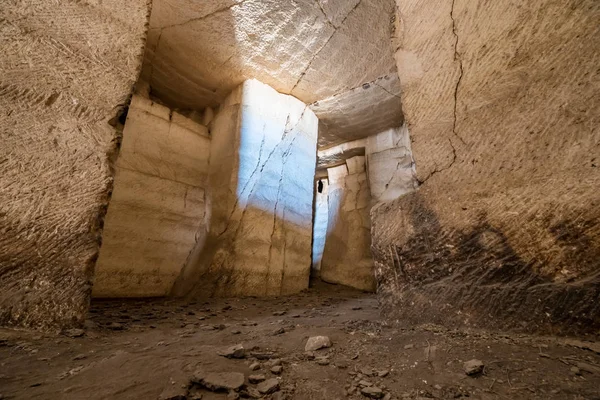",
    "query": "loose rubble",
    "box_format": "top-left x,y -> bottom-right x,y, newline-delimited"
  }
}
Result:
305,335 -> 332,351
463,359 -> 485,376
